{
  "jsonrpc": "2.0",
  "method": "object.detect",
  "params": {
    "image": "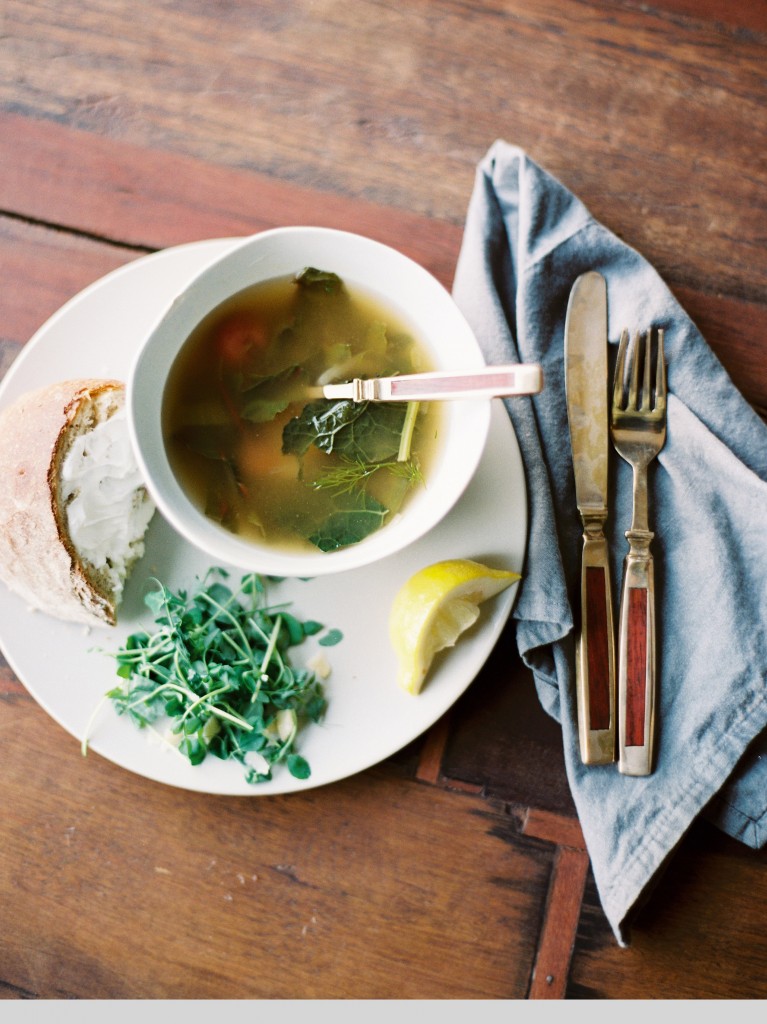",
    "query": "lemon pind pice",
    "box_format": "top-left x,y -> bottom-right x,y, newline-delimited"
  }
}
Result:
389,558 -> 520,695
